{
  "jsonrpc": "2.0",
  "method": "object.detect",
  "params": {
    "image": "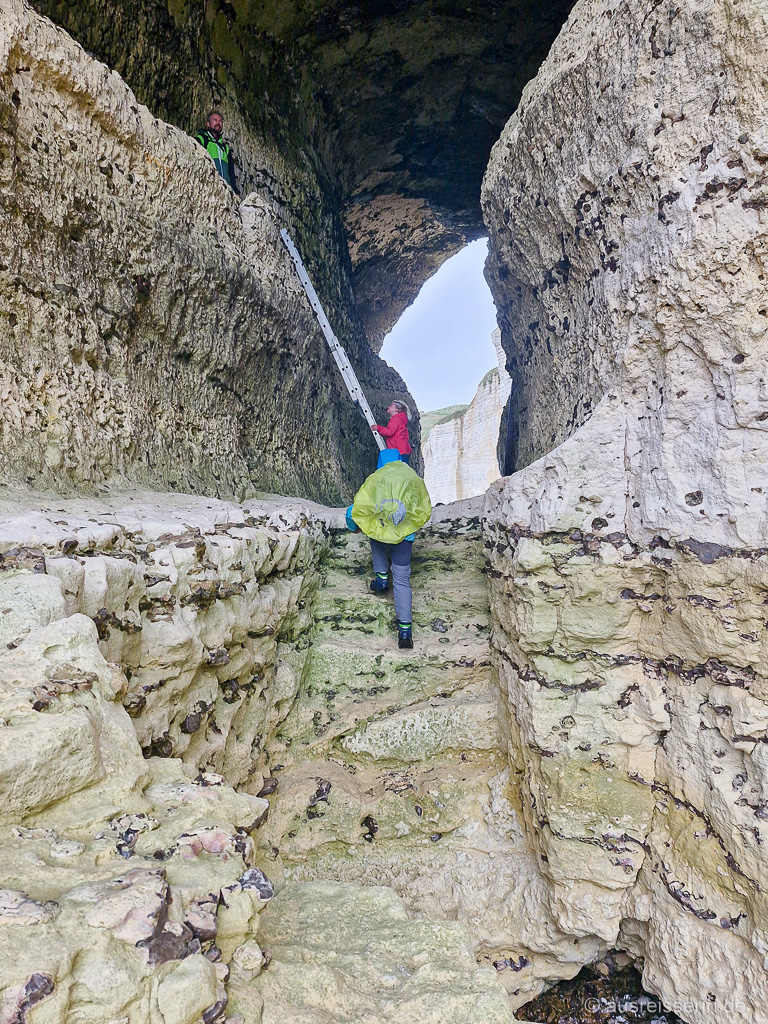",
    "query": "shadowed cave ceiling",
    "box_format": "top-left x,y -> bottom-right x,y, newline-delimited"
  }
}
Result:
31,0 -> 575,351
